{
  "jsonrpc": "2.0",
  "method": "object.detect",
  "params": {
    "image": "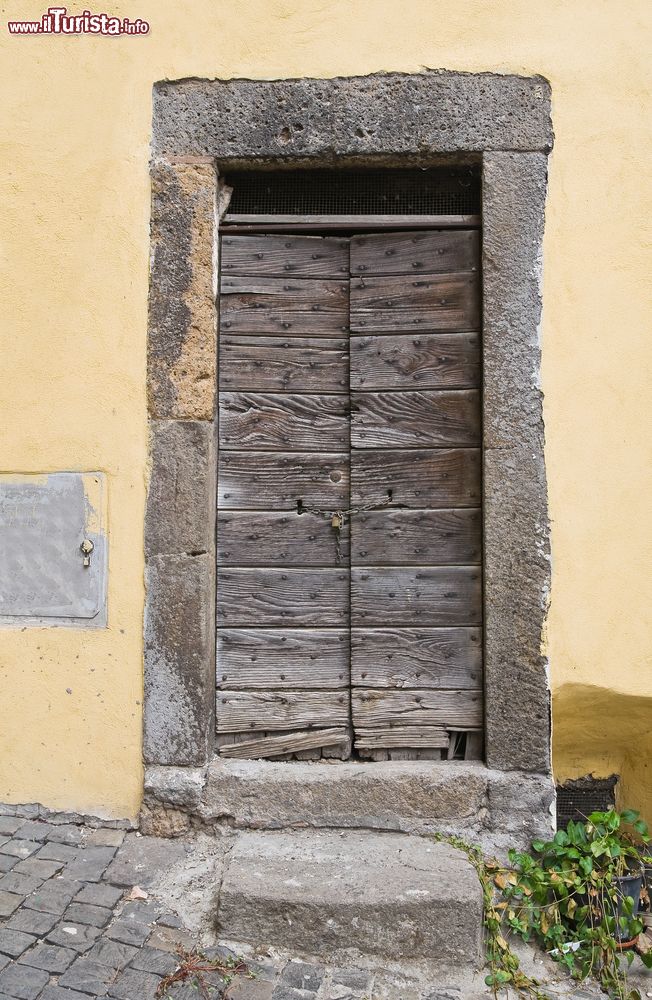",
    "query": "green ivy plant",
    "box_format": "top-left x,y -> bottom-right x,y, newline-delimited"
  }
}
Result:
434,808 -> 652,1000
